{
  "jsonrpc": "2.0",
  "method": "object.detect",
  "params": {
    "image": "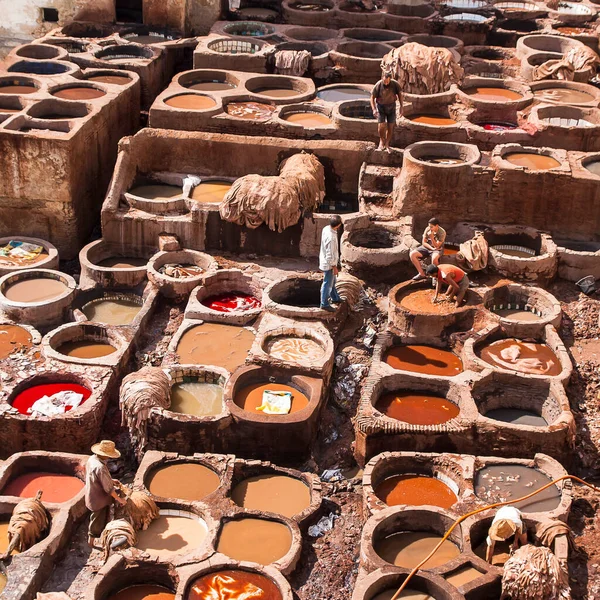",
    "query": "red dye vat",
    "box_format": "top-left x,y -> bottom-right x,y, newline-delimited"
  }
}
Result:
481,122 -> 517,131
11,382 -> 91,415
2,472 -> 84,503
202,292 -> 261,313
